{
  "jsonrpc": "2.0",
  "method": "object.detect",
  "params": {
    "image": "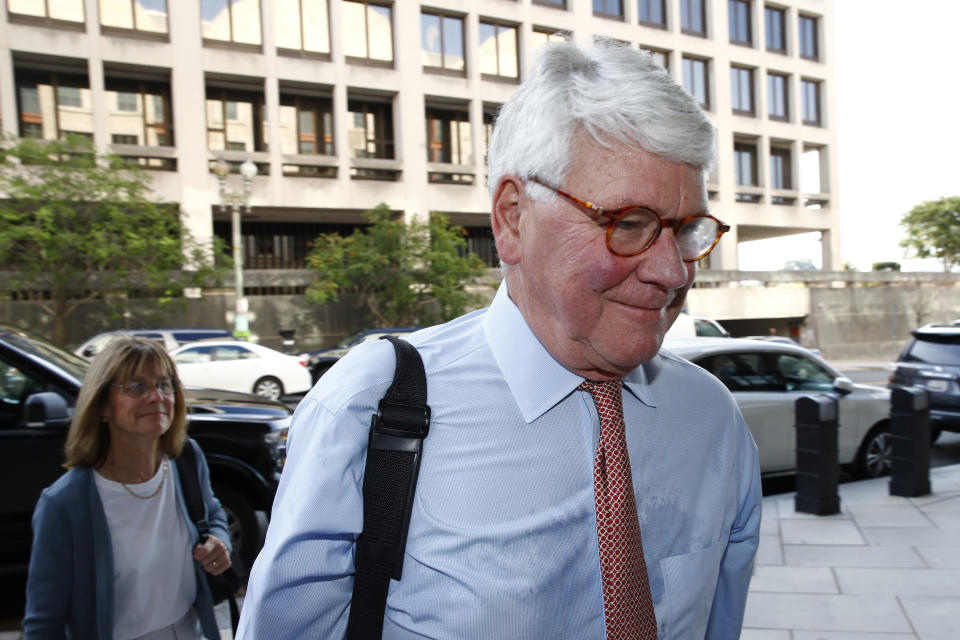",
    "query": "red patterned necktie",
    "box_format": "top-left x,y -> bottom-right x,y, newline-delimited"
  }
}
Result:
579,380 -> 657,640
